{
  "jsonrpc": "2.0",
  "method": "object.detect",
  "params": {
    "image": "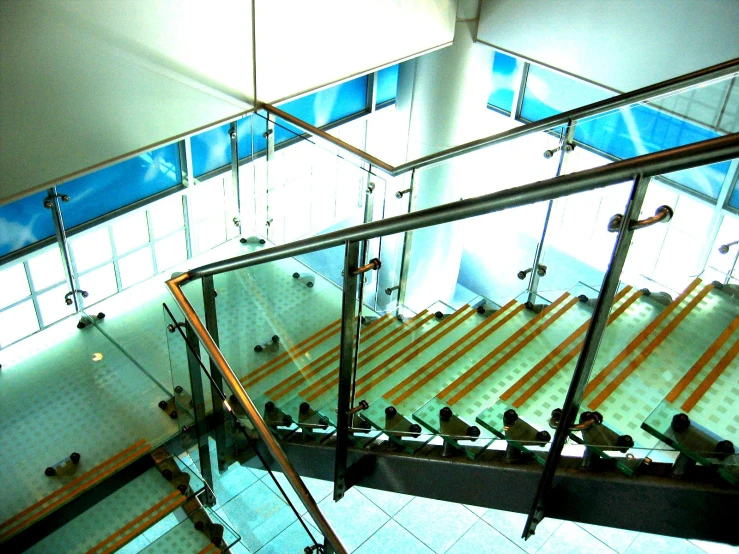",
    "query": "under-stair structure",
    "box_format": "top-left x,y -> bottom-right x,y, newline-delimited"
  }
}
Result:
2,58 -> 739,554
